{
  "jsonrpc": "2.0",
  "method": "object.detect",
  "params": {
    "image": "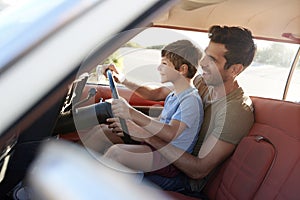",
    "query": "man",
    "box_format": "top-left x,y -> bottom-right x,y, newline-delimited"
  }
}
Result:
102,25 -> 256,196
